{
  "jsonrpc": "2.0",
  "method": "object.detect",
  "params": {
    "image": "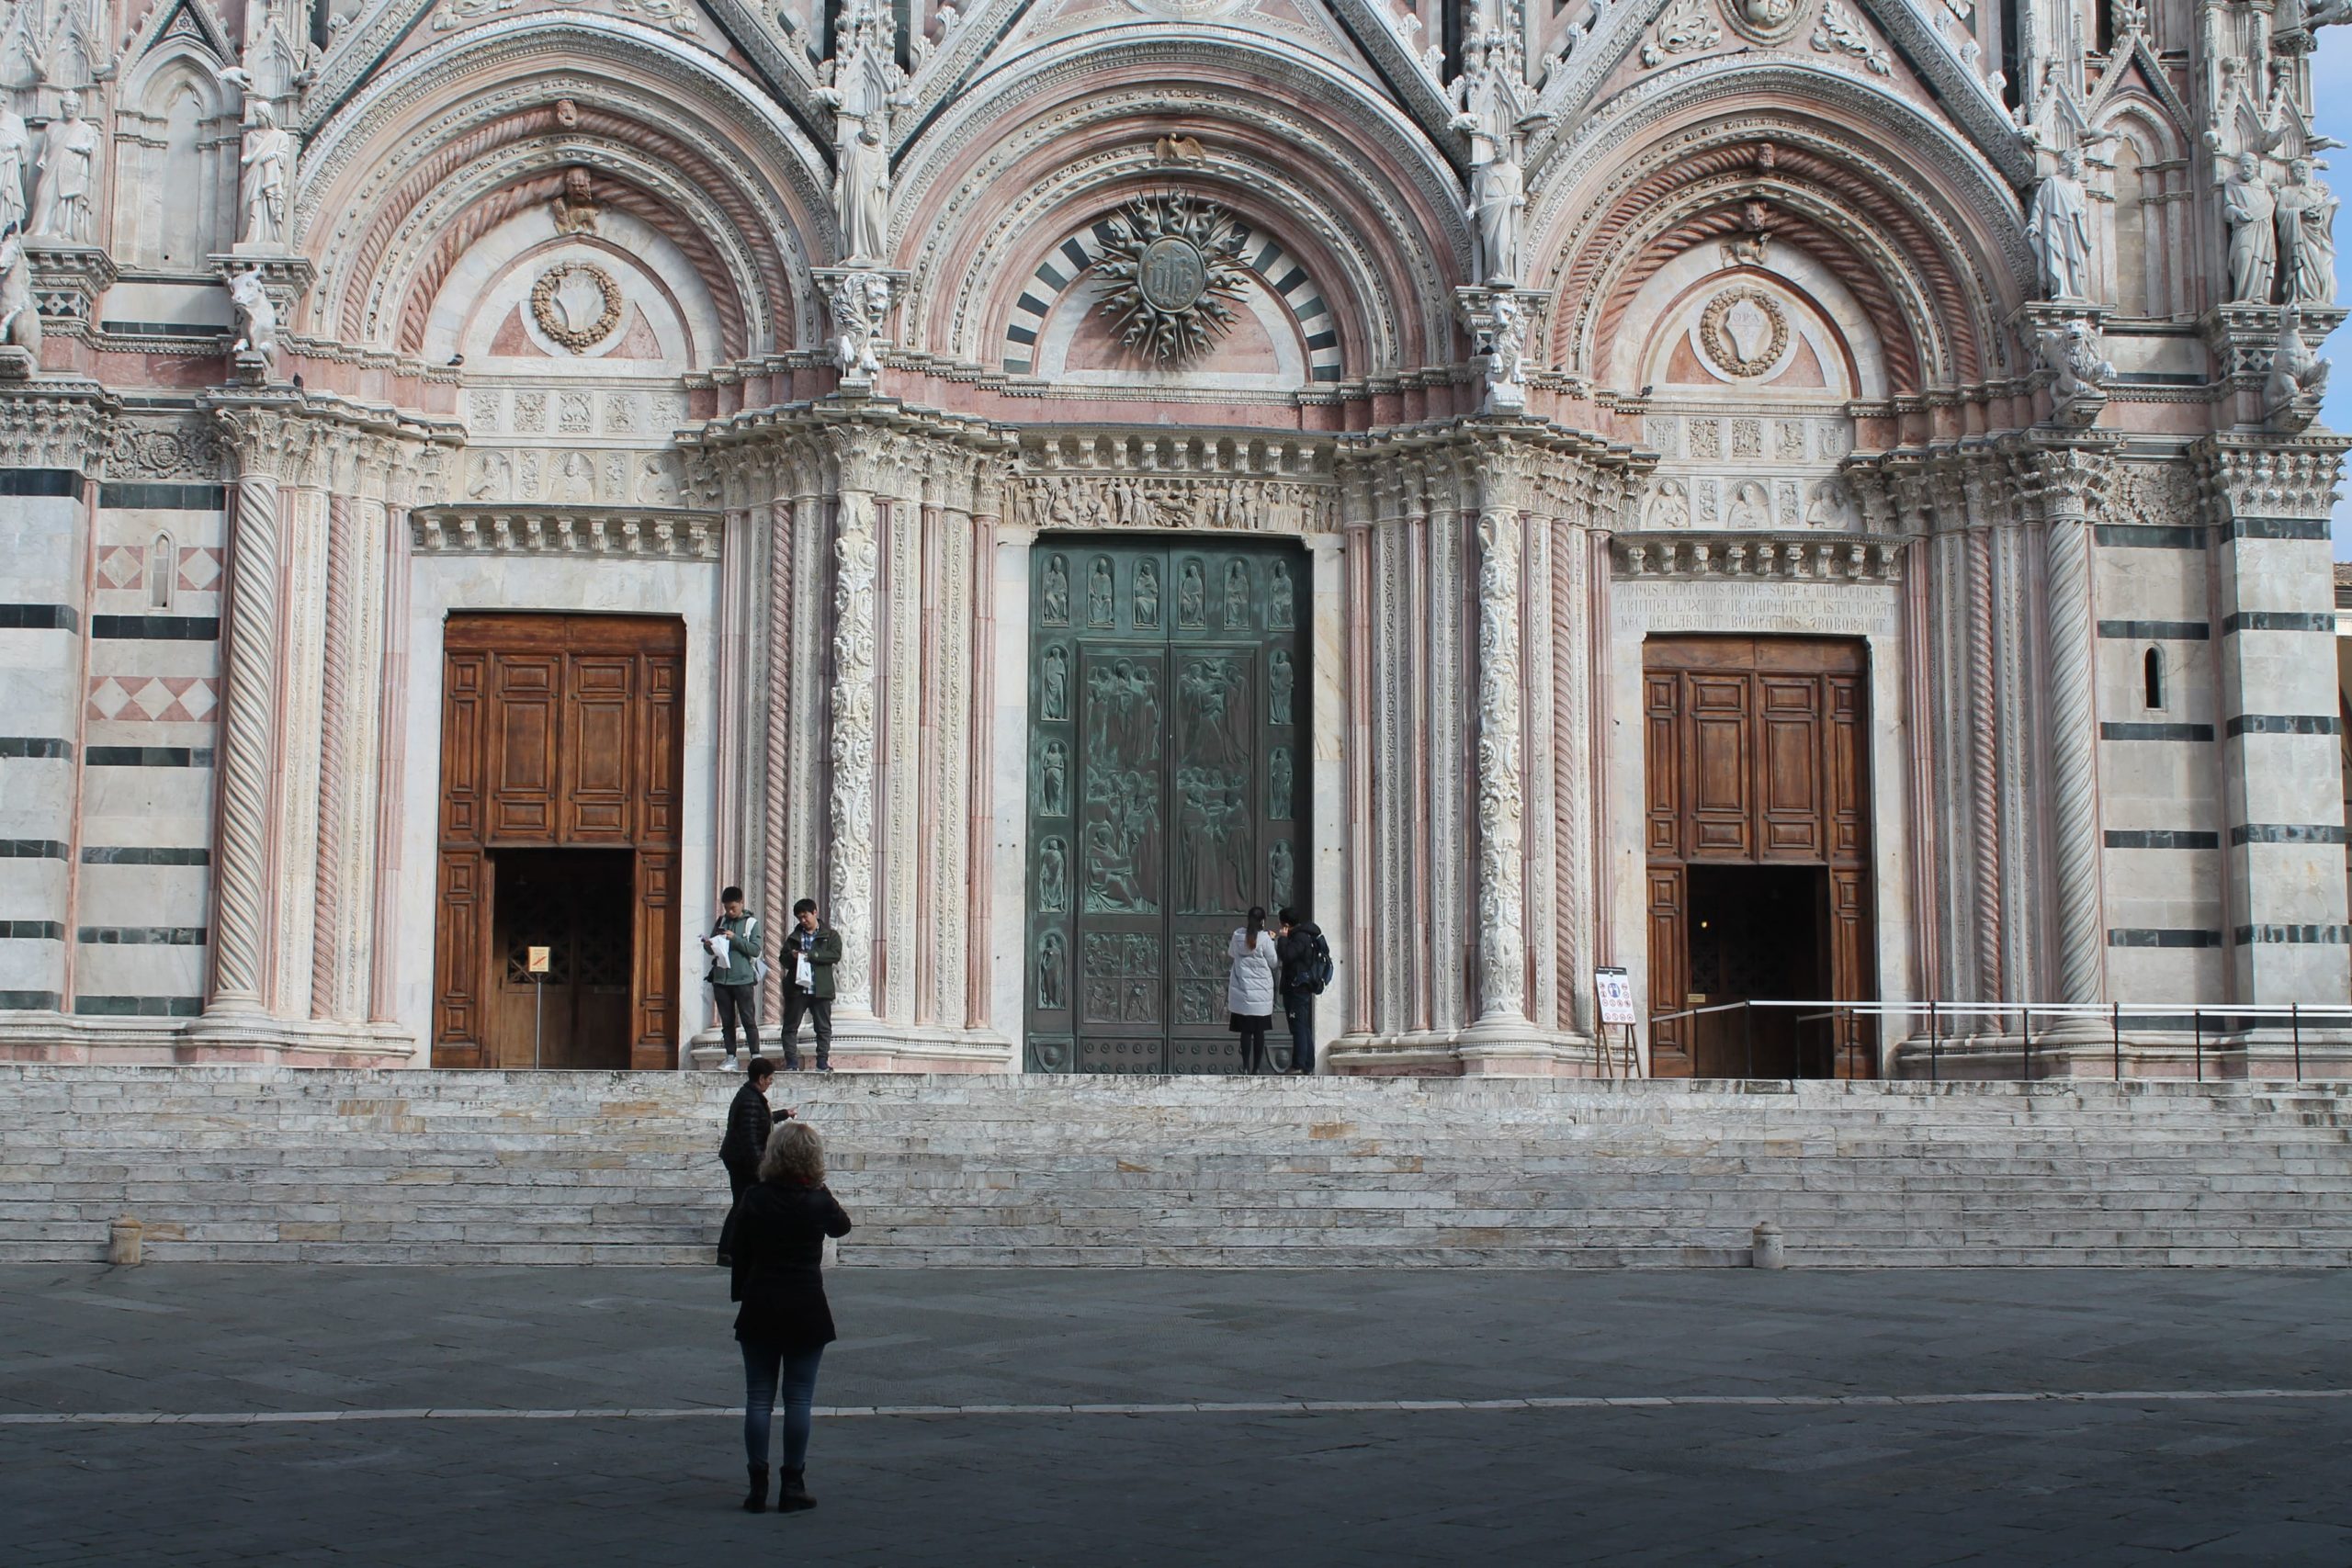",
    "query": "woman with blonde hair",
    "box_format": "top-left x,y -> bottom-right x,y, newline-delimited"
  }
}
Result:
729,1118 -> 852,1513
